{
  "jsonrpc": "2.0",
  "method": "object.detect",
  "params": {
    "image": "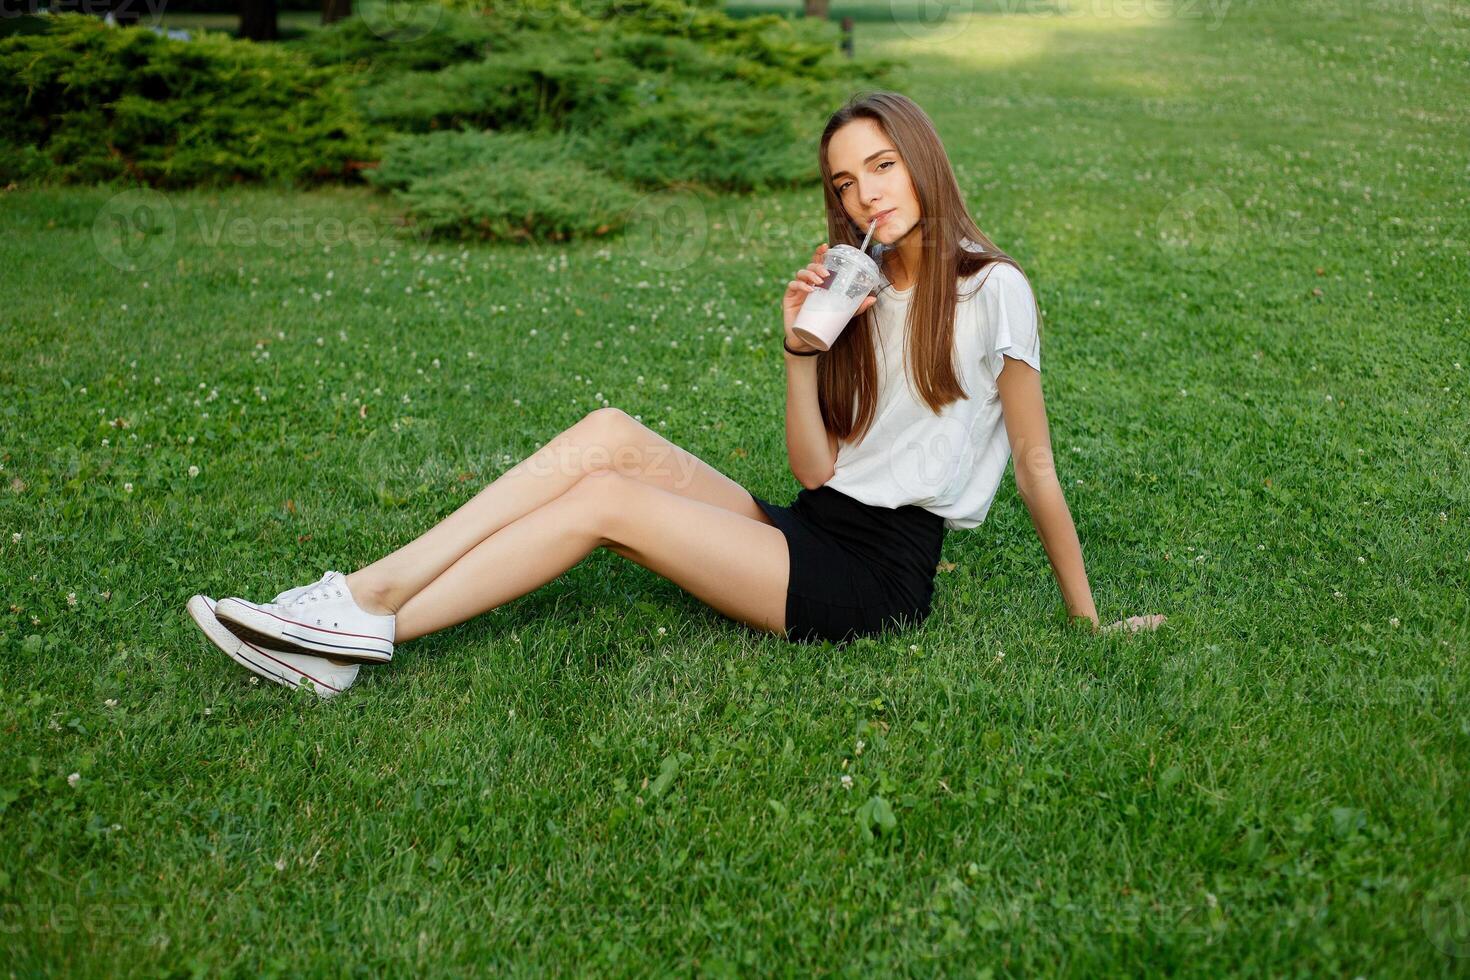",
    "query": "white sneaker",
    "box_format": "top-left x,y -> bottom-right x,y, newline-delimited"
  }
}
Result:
214,570 -> 396,664
186,594 -> 360,699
